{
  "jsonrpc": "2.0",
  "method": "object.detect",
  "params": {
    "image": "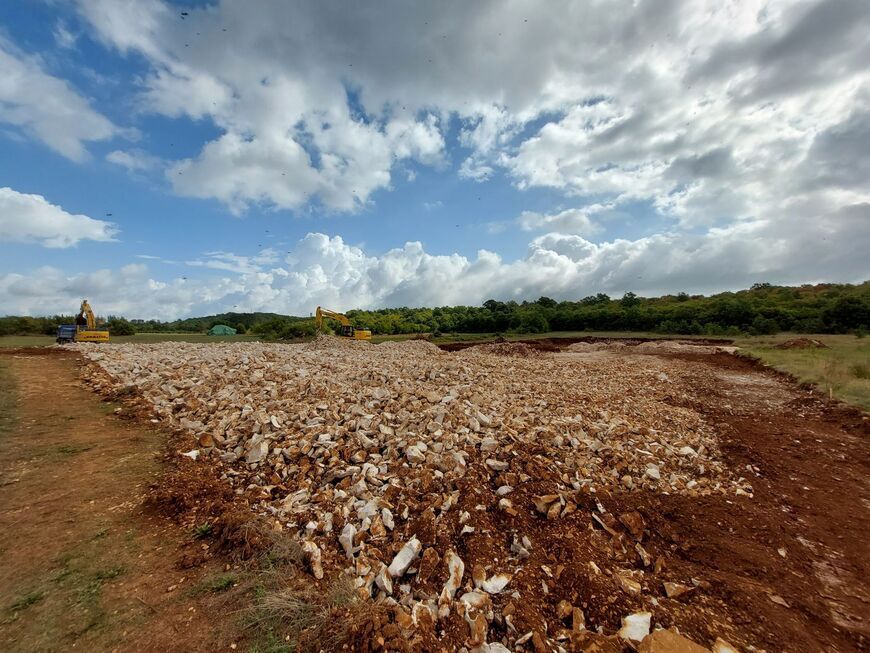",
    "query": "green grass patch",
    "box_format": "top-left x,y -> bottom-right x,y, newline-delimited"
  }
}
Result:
8,591 -> 45,613
249,631 -> 294,653
90,528 -> 109,541
77,565 -> 125,607
740,334 -> 870,410
55,444 -> 95,457
0,333 -> 263,348
0,335 -> 55,347
192,522 -> 213,539
189,573 -> 238,597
